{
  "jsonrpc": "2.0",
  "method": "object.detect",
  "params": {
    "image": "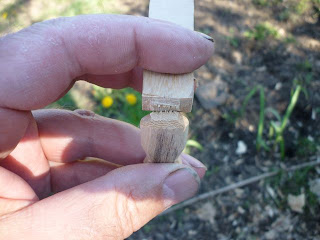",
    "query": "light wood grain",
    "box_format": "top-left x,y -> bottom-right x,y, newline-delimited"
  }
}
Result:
143,71 -> 194,112
142,0 -> 195,112
140,112 -> 189,163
